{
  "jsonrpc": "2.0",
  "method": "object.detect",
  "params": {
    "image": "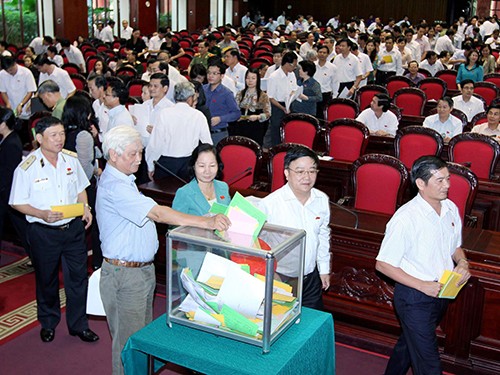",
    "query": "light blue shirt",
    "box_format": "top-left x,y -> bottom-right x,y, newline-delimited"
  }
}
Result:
96,164 -> 158,262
